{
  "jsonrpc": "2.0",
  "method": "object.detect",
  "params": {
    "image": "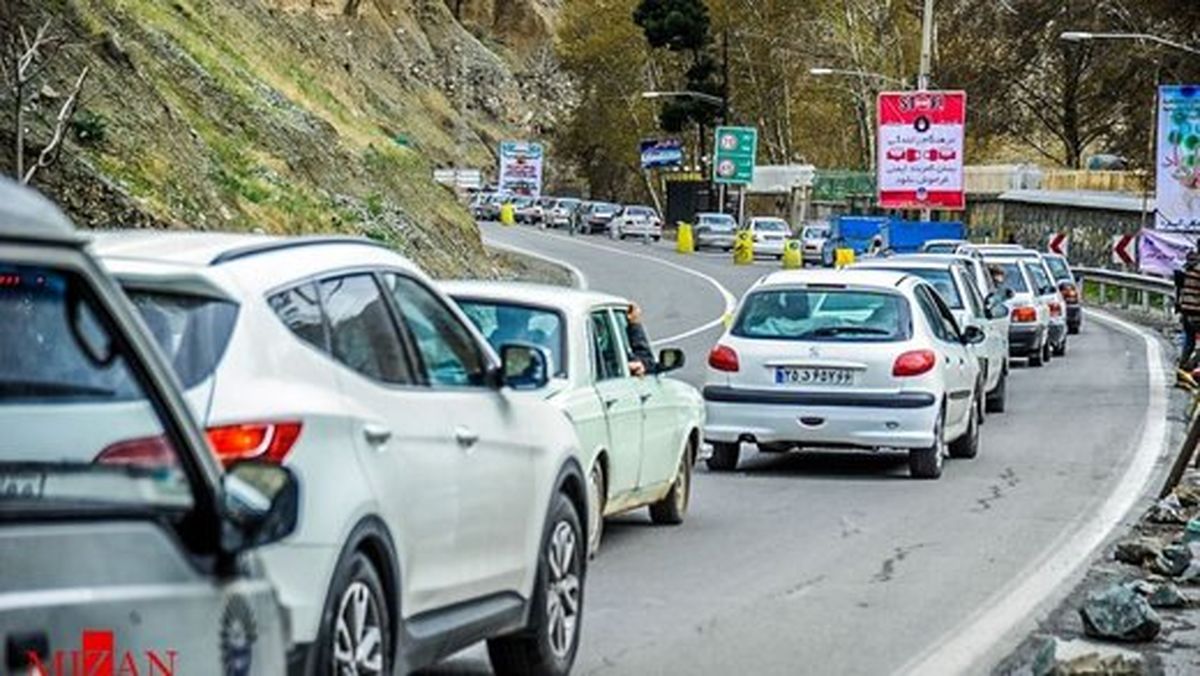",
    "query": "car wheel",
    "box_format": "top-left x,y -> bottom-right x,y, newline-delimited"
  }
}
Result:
1068,323 -> 1081,335
986,365 -> 1008,413
1054,336 -> 1067,357
909,409 -> 945,479
1028,342 -> 1044,367
488,493 -> 584,676
1042,339 -> 1053,364
649,446 -> 691,525
949,394 -> 981,459
706,442 -> 740,471
586,462 -> 605,558
317,552 -> 391,676
653,235 -> 662,242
